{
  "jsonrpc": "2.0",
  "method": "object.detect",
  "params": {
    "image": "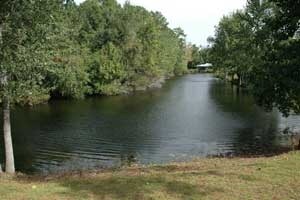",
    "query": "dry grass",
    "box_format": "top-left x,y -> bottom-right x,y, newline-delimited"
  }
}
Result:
0,152 -> 300,200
